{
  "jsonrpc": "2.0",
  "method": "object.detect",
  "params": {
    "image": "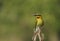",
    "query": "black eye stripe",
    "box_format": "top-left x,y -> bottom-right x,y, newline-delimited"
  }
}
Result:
37,17 -> 40,18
